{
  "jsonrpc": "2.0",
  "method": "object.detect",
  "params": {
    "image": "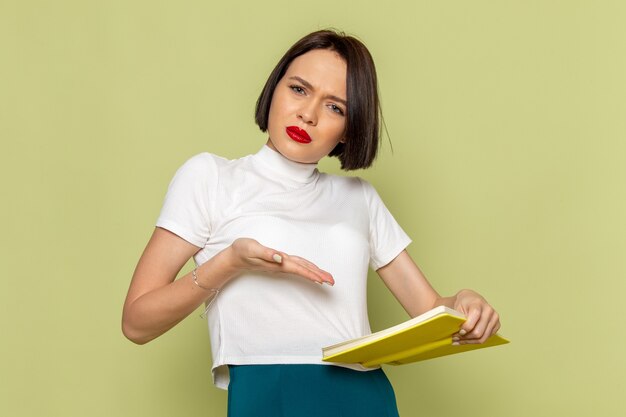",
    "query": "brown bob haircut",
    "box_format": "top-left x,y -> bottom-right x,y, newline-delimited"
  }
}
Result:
255,29 -> 382,171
